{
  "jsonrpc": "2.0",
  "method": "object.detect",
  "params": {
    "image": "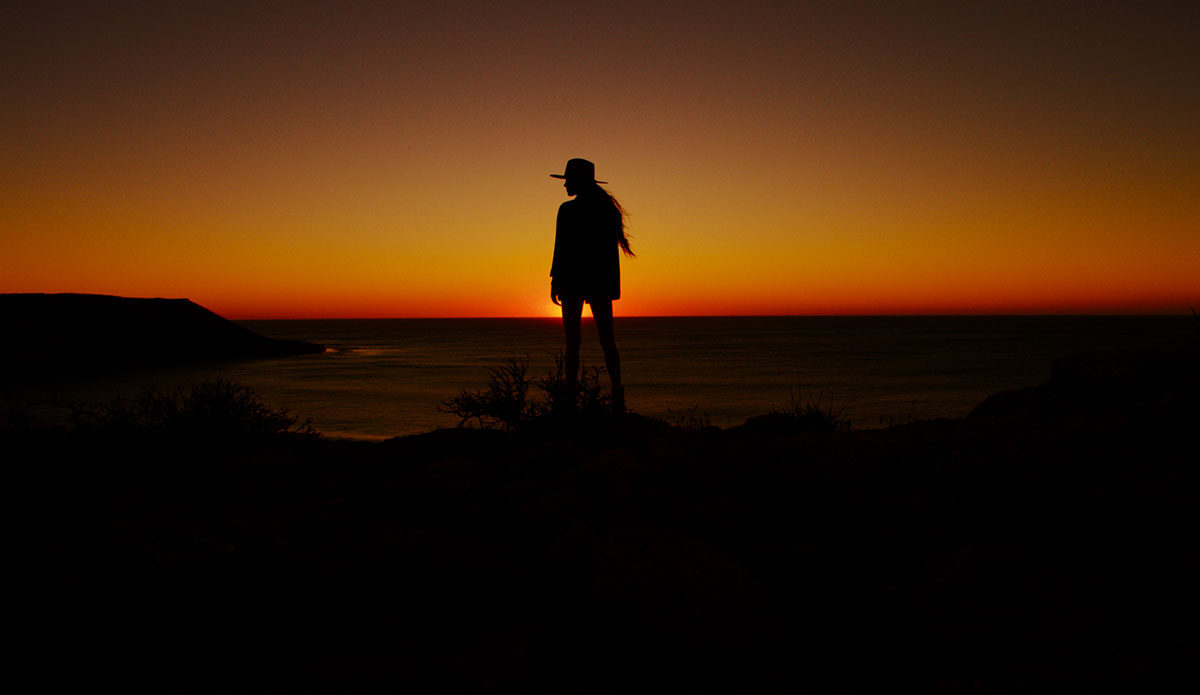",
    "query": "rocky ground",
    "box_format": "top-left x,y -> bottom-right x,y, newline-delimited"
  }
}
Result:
5,348 -> 1197,691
